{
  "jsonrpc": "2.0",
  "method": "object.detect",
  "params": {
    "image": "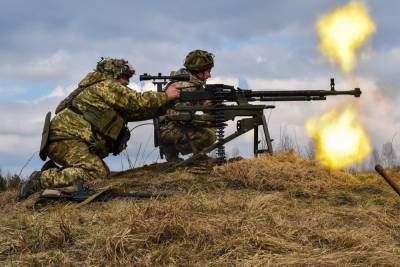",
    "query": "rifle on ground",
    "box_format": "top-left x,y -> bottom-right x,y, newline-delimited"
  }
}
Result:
143,76 -> 361,168
139,73 -> 190,159
38,186 -> 171,207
